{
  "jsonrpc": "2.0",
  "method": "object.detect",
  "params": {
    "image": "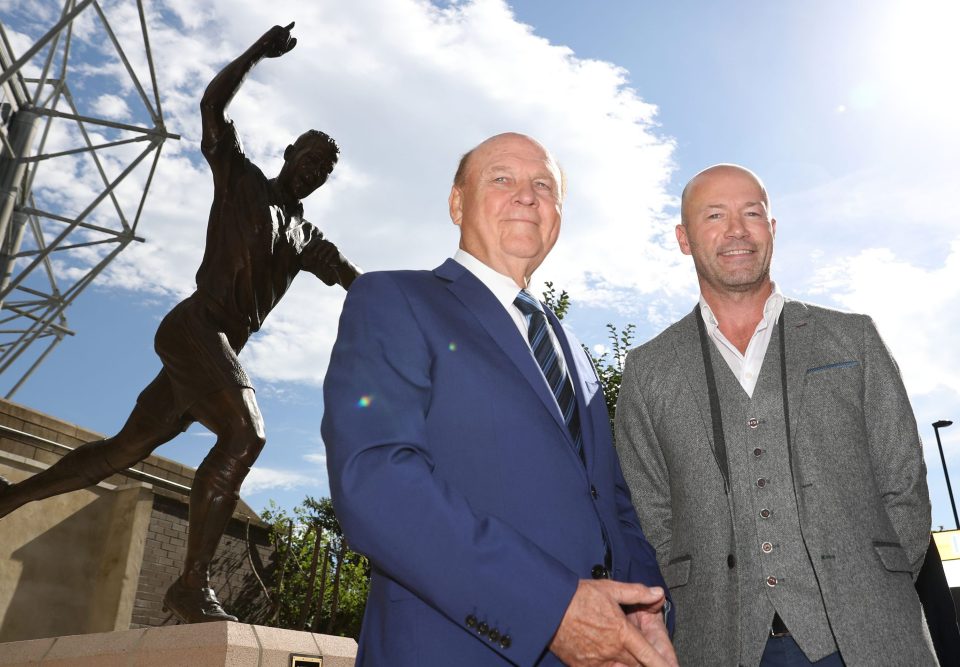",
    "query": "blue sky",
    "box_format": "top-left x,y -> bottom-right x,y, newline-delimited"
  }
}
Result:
2,0 -> 959,530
